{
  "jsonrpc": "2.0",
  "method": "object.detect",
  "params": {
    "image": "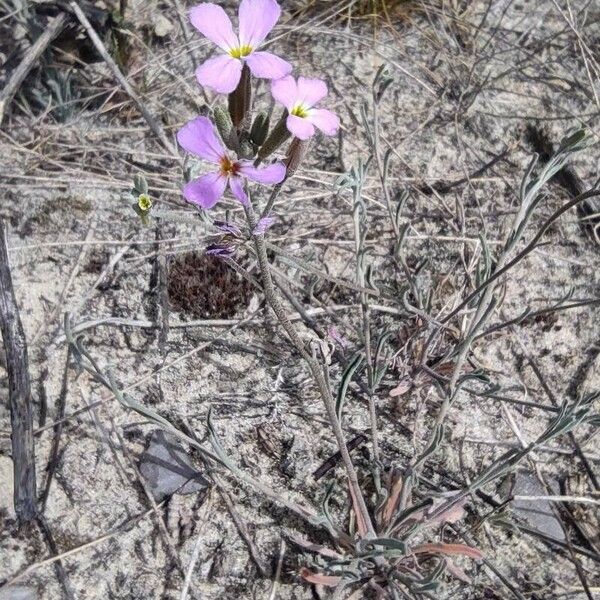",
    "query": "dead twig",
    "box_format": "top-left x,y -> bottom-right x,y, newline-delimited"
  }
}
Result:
35,515 -> 77,600
0,218 -> 37,524
268,539 -> 286,600
216,480 -> 269,578
313,433 -> 367,481
0,13 -> 67,125
39,347 -> 71,513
